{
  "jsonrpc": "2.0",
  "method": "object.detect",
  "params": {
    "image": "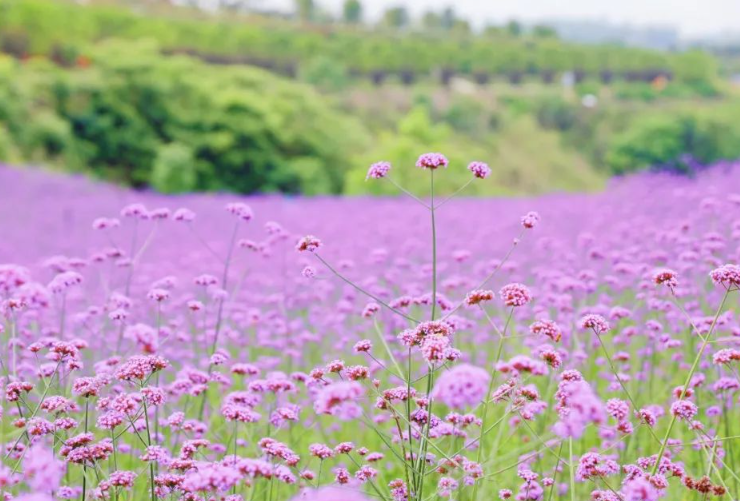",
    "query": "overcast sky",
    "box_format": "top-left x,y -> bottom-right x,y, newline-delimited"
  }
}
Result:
281,0 -> 740,38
